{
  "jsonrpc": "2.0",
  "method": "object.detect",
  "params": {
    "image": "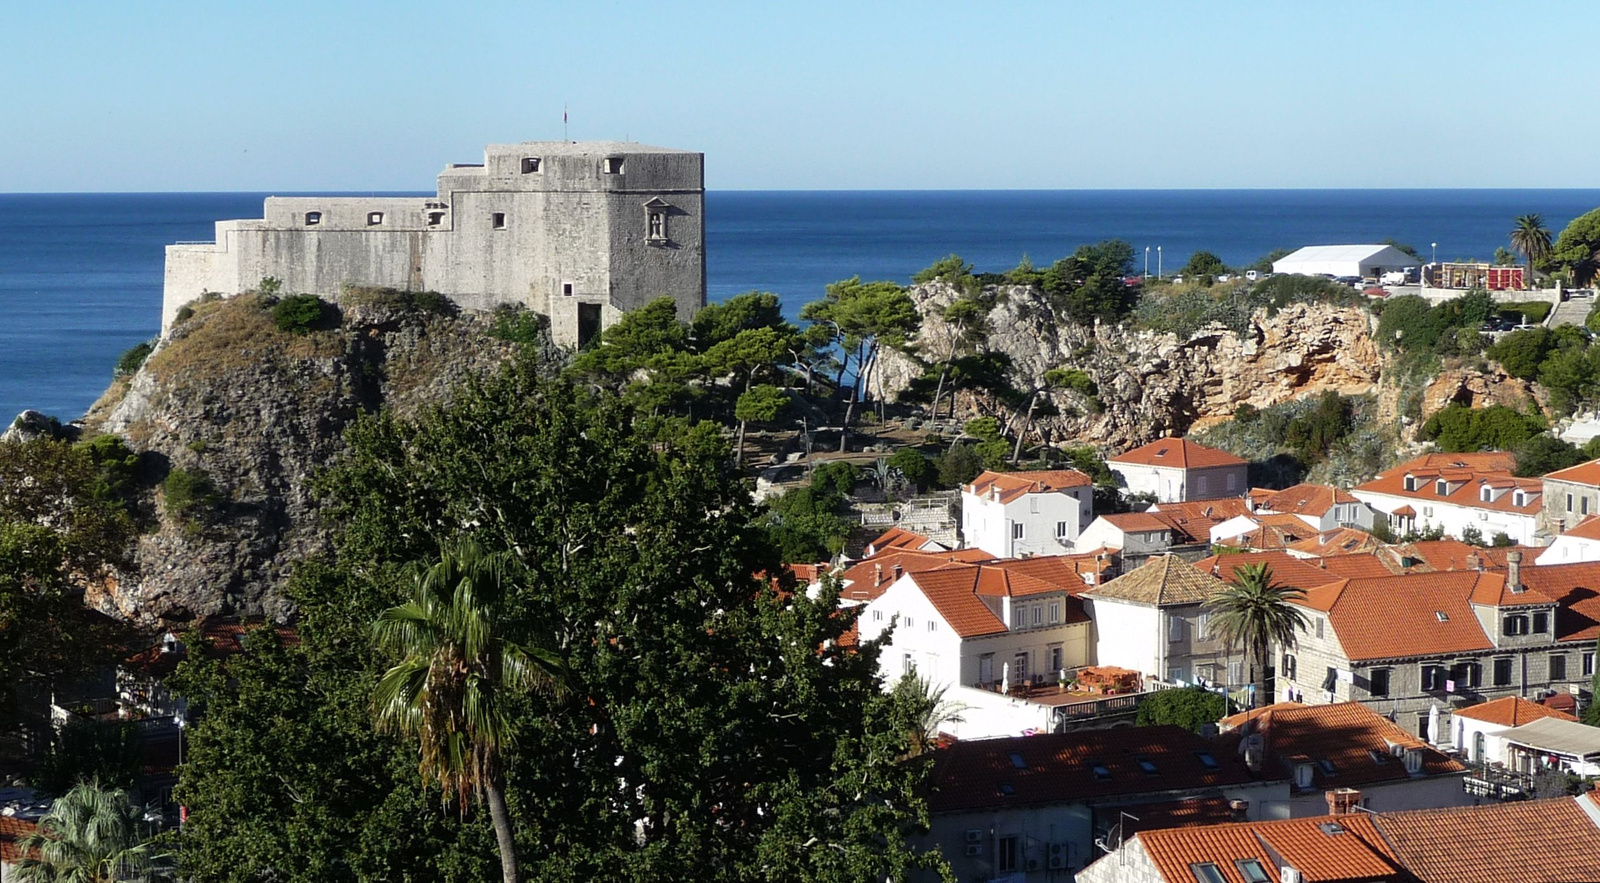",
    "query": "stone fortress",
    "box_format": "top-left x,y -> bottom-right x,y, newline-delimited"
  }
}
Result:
163,141 -> 705,346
